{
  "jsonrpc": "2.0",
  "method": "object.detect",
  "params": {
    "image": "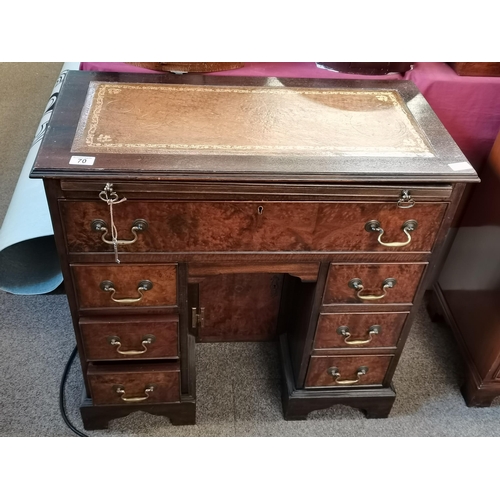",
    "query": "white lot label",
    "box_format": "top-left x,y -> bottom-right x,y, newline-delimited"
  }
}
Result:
69,156 -> 95,165
448,162 -> 473,171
